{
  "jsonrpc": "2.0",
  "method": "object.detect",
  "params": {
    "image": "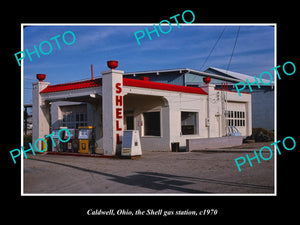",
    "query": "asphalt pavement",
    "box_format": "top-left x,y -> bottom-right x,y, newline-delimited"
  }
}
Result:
23,149 -> 274,195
